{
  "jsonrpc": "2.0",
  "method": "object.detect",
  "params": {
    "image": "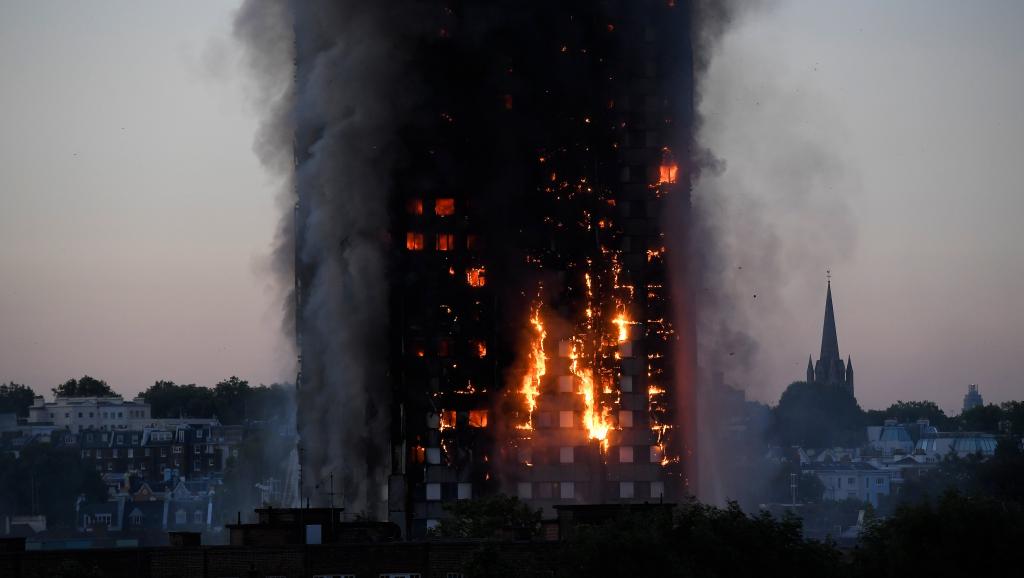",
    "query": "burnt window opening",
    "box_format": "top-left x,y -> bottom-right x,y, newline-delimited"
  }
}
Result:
471,340 -> 487,358
468,410 -> 489,428
466,234 -> 480,251
435,198 -> 455,216
406,232 -> 424,251
436,233 -> 455,251
438,339 -> 451,357
466,267 -> 486,287
407,198 -> 424,215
